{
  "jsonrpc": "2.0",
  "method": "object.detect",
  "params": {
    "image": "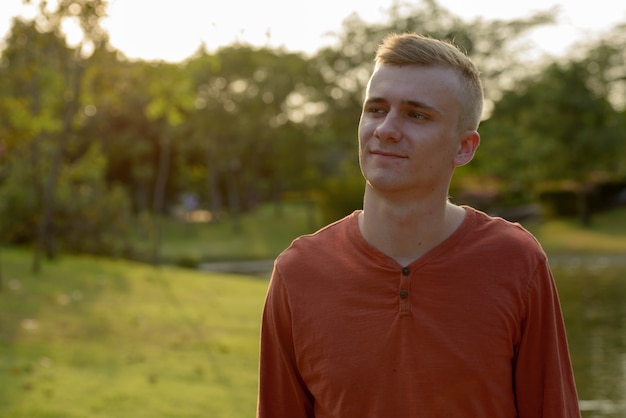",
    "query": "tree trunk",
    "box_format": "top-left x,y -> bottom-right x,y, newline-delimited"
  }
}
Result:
32,62 -> 83,272
226,160 -> 241,233
153,133 -> 171,216
151,133 -> 171,265
30,137 -> 44,274
578,184 -> 593,227
205,145 -> 222,222
0,245 -> 3,292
